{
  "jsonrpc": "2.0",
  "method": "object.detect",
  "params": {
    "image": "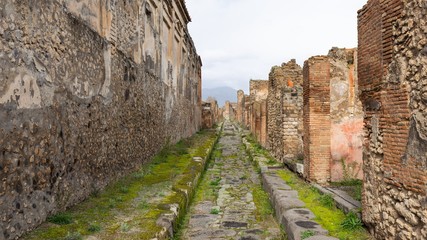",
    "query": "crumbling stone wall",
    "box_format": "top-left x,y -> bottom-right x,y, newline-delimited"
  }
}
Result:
0,0 -> 201,239
267,60 -> 303,165
244,95 -> 252,129
223,101 -> 236,120
303,56 -> 332,184
358,0 -> 427,238
202,101 -> 219,129
249,80 -> 269,147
